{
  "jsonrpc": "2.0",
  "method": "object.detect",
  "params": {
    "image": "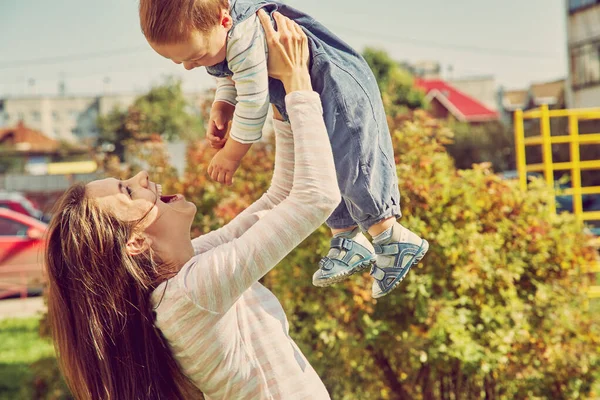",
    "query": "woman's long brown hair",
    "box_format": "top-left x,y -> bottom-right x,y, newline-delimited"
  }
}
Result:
45,183 -> 203,399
